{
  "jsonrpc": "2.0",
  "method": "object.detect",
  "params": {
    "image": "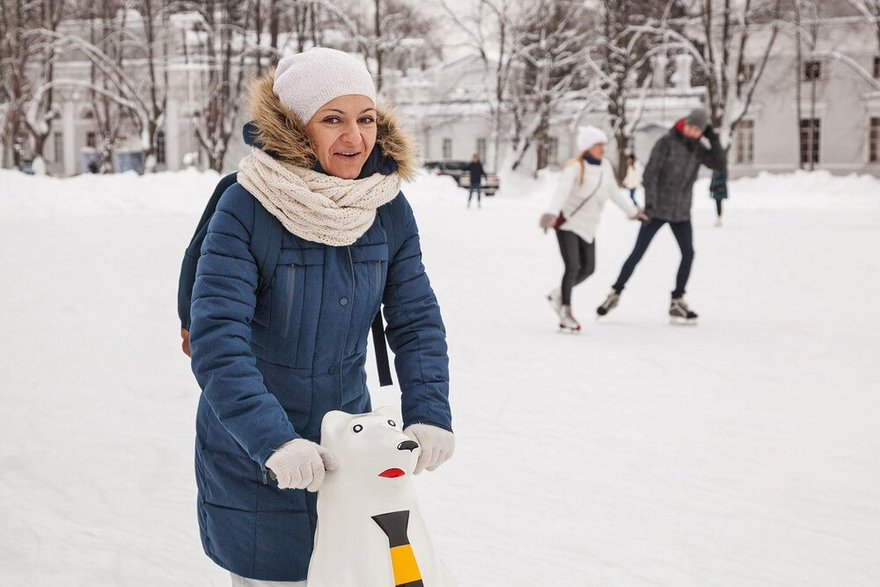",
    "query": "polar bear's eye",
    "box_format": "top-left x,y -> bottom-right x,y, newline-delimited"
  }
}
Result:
352,424 -> 363,433
387,420 -> 396,427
